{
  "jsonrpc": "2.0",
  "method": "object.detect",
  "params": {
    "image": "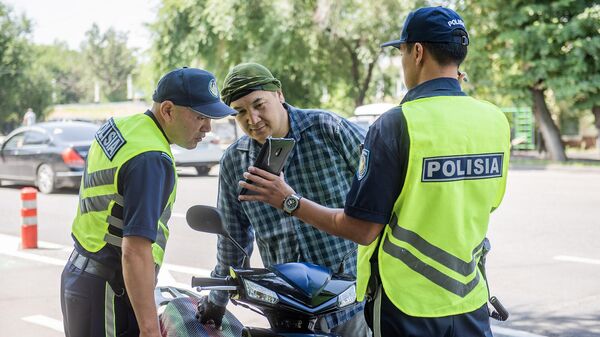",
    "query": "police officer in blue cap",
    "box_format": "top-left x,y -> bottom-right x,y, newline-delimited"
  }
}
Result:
238,6 -> 511,337
60,68 -> 236,337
